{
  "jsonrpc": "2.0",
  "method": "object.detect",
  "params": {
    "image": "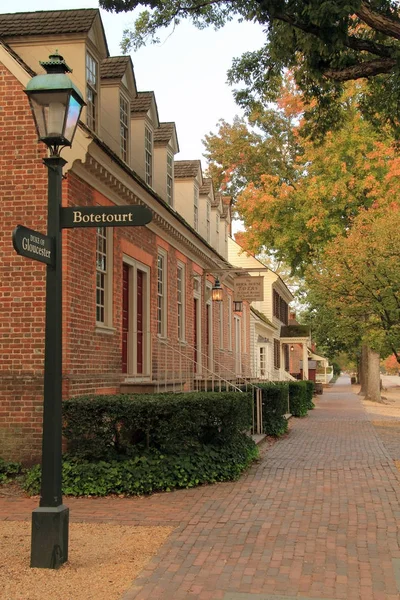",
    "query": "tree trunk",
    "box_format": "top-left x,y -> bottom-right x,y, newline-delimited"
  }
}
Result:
365,347 -> 382,402
358,343 -> 368,395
